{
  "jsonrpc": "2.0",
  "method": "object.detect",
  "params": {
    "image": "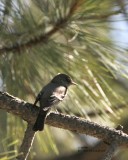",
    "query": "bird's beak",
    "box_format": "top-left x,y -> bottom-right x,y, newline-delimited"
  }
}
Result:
71,81 -> 77,85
